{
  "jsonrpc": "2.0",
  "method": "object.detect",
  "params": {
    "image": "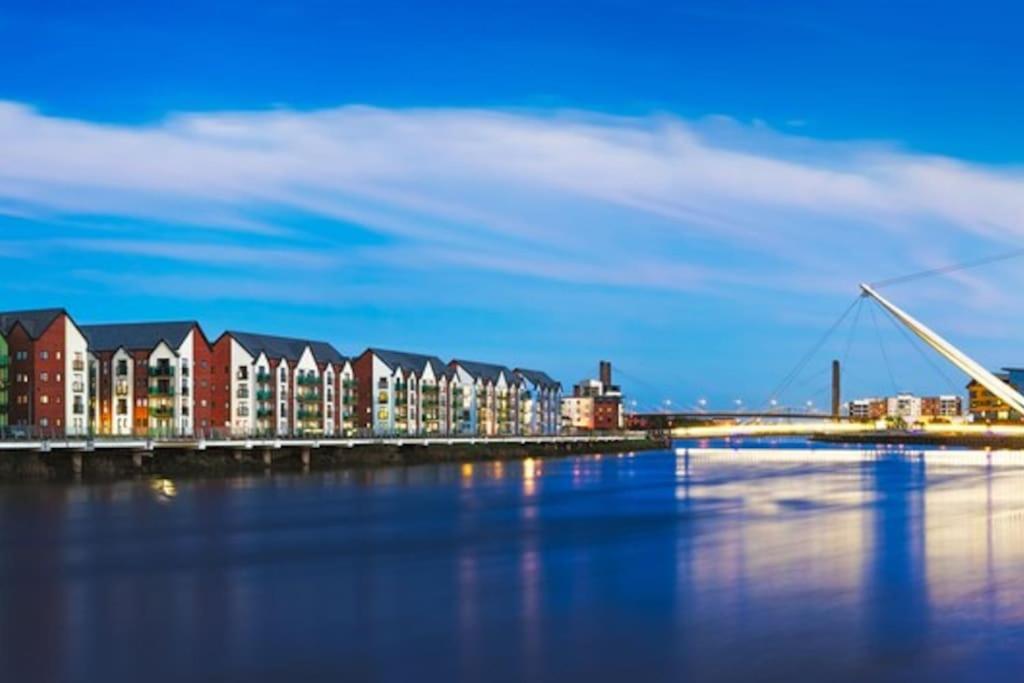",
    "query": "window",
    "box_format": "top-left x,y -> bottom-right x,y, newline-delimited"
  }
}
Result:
280,367 -> 287,382
40,351 -> 48,360
15,351 -> 27,361
40,418 -> 48,427
237,406 -> 249,417
40,372 -> 48,382
378,378 -> 388,389
40,395 -> 49,404
117,399 -> 128,415
116,359 -> 128,376
377,408 -> 389,420
56,351 -> 62,360
236,366 -> 249,380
